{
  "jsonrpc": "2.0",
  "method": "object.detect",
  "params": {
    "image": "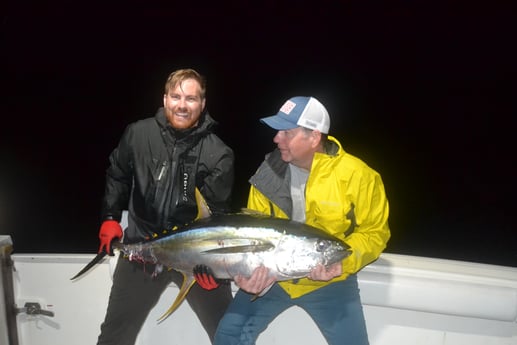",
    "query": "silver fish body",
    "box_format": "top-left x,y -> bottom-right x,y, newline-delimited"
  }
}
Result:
116,213 -> 351,281
113,213 -> 351,321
